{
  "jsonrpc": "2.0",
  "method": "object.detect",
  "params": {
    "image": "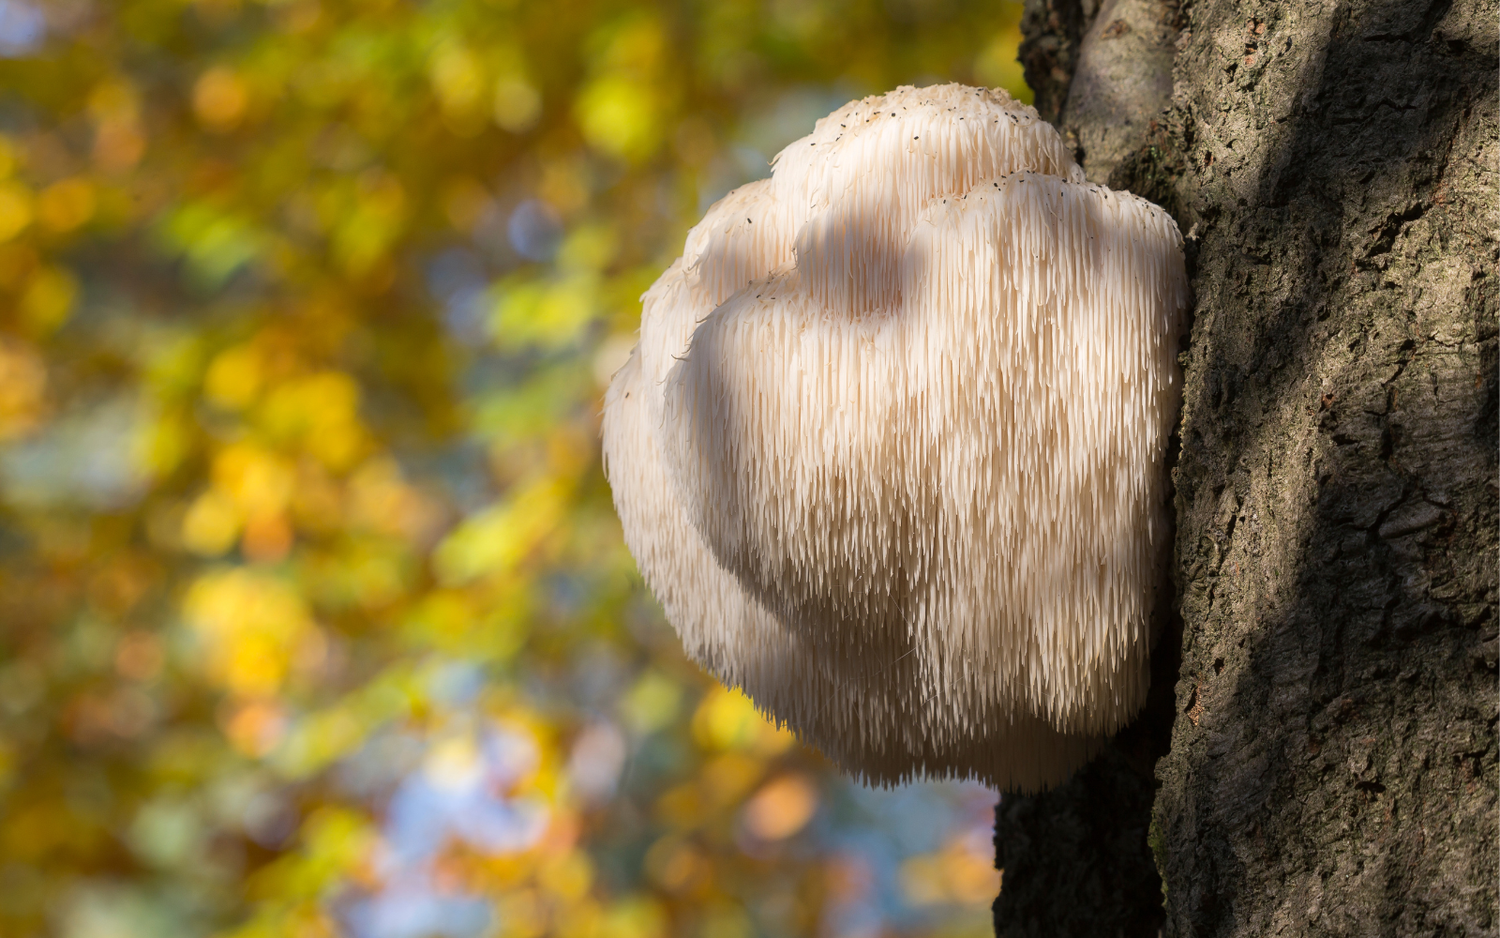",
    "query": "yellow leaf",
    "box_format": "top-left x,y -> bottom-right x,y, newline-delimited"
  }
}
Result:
556,223 -> 617,273
182,568 -> 314,696
36,178 -> 96,234
181,489 -> 241,557
193,66 -> 250,132
0,181 -> 32,241
493,76 -> 542,132
701,752 -> 762,807
691,685 -> 795,755
204,344 -> 263,411
332,175 -> 407,275
19,265 -> 78,335
598,897 -> 667,938
258,371 -> 366,470
213,443 -> 295,518
433,479 -> 566,584
429,42 -> 487,134
538,850 -> 593,900
575,76 -> 661,163
135,409 -> 191,478
0,337 -> 47,440
491,274 -> 598,349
